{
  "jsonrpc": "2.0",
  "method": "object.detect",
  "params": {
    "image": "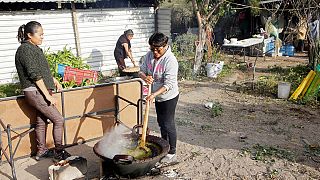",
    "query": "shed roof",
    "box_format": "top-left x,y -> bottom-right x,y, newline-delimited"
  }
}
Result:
0,0 -> 94,2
